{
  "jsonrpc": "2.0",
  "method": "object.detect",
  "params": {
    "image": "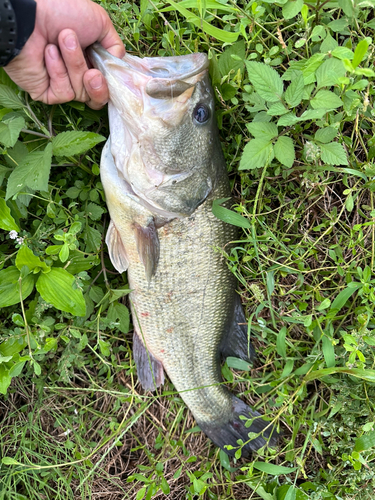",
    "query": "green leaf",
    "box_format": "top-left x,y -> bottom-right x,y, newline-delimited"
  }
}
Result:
338,0 -> 355,17
298,109 -> 327,121
218,40 -> 245,76
167,0 -> 239,42
345,193 -> 354,211
330,285 -> 358,312
0,164 -> 10,187
36,267 -> 86,316
52,131 -> 105,157
0,198 -> 19,231
0,337 -> 27,357
247,482 -> 274,500
302,53 -> 325,84
266,270 -> 274,295
320,142 -> 348,166
281,359 -> 294,378
0,364 -> 12,395
332,46 -> 354,60
239,139 -> 274,170
310,90 -> 343,110
276,326 -> 287,359
253,462 -> 298,475
0,266 -> 34,307
15,244 -> 50,273
226,356 -> 252,370
328,17 -> 350,34
284,486 -> 297,500
317,298 -> 331,310
33,360 -> 41,376
352,39 -> 369,69
314,127 -> 338,144
160,477 -> 170,495
277,113 -> 299,127
220,84 -> 237,100
86,202 -> 105,221
0,355 -> 13,362
59,243 -> 69,263
322,335 -> 335,368
1,456 -> 22,465
320,33 -> 338,53
246,122 -> 278,140
107,302 -> 130,333
267,102 -> 289,116
277,485 -> 308,500
84,225 -> 102,253
304,367 -> 375,383
5,140 -> 28,168
0,116 -> 25,148
161,0 -> 238,13
0,85 -> 24,109
98,339 -> 110,357
282,0 -> 303,19
6,144 -> 53,200
316,58 -> 347,89
212,199 -> 251,228
284,72 -> 304,107
354,431 -> 375,452
274,136 -> 295,168
63,251 -> 98,274
136,487 -> 146,500
245,61 -> 284,102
